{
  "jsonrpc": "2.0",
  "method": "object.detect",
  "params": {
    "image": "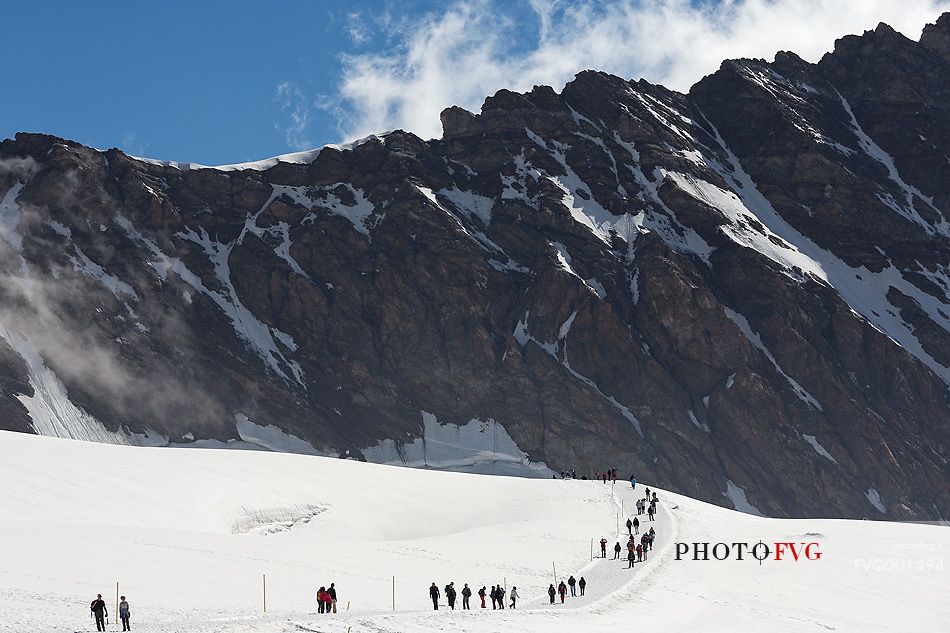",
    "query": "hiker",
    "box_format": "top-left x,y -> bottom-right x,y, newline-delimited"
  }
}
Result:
637,499 -> 644,515
119,596 -> 130,632
90,594 -> 108,632
637,542 -> 644,562
613,541 -> 622,559
429,583 -> 440,610
641,534 -> 649,560
600,537 -> 608,558
329,583 -> 337,613
571,468 -> 576,479
612,468 -> 618,482
630,475 -> 637,489
317,586 -> 328,614
548,584 -> 556,604
446,582 -> 457,610
478,586 -> 487,608
578,577 -> 586,596
633,516 -> 640,534
645,487 -> 651,501
462,583 -> 472,610
602,472 -> 608,484
628,550 -> 636,568
568,575 -> 577,597
626,517 -> 633,535
558,581 -> 567,603
490,585 -> 498,609
509,586 -> 518,609
648,504 -> 655,521
652,491 -> 658,503
497,584 -> 506,610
